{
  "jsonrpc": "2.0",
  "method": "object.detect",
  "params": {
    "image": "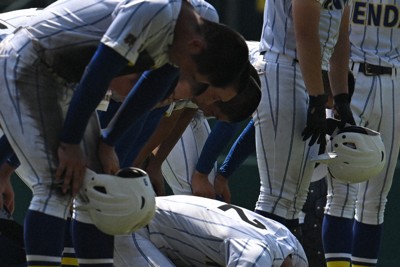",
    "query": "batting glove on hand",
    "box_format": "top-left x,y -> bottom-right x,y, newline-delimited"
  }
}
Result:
302,94 -> 328,146
333,93 -> 356,129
